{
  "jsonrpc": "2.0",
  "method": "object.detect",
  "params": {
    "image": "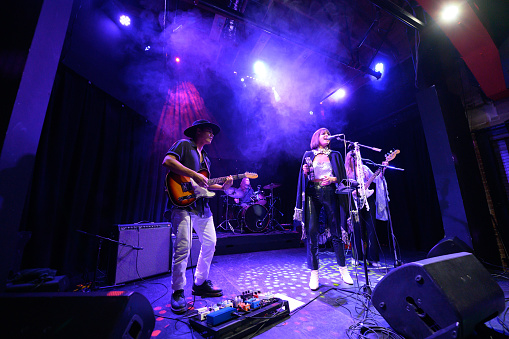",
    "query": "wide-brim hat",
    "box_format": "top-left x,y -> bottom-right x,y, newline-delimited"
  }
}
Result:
184,119 -> 221,138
